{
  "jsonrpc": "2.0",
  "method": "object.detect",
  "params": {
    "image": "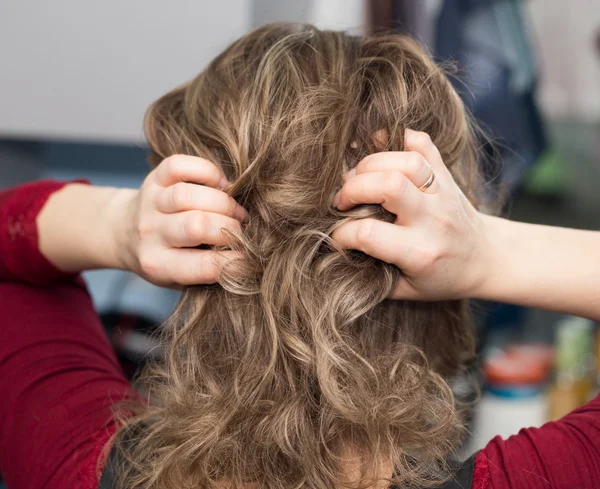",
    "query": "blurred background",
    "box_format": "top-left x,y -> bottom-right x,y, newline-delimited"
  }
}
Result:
1,0 -> 599,466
